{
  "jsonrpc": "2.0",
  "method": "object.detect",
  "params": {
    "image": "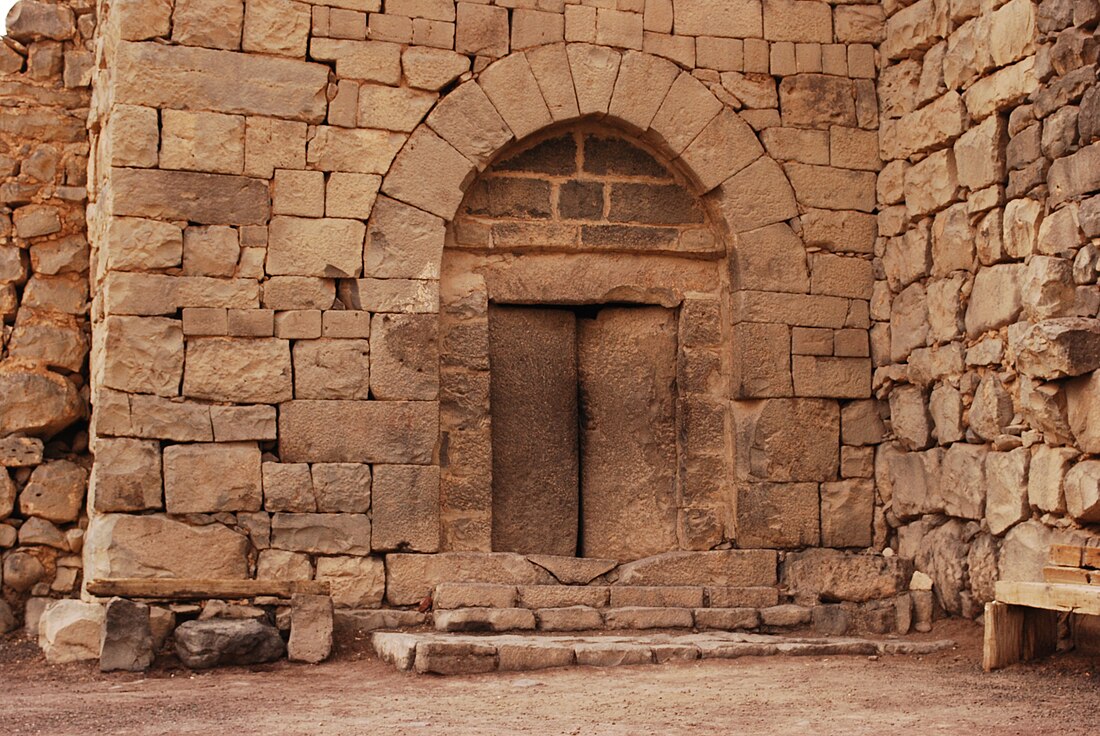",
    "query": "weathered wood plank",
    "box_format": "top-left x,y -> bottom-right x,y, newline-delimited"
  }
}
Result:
1084,547 -> 1100,570
1048,544 -> 1084,567
995,581 -> 1100,616
1042,565 -> 1091,585
983,601 -> 1023,672
87,578 -> 330,600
